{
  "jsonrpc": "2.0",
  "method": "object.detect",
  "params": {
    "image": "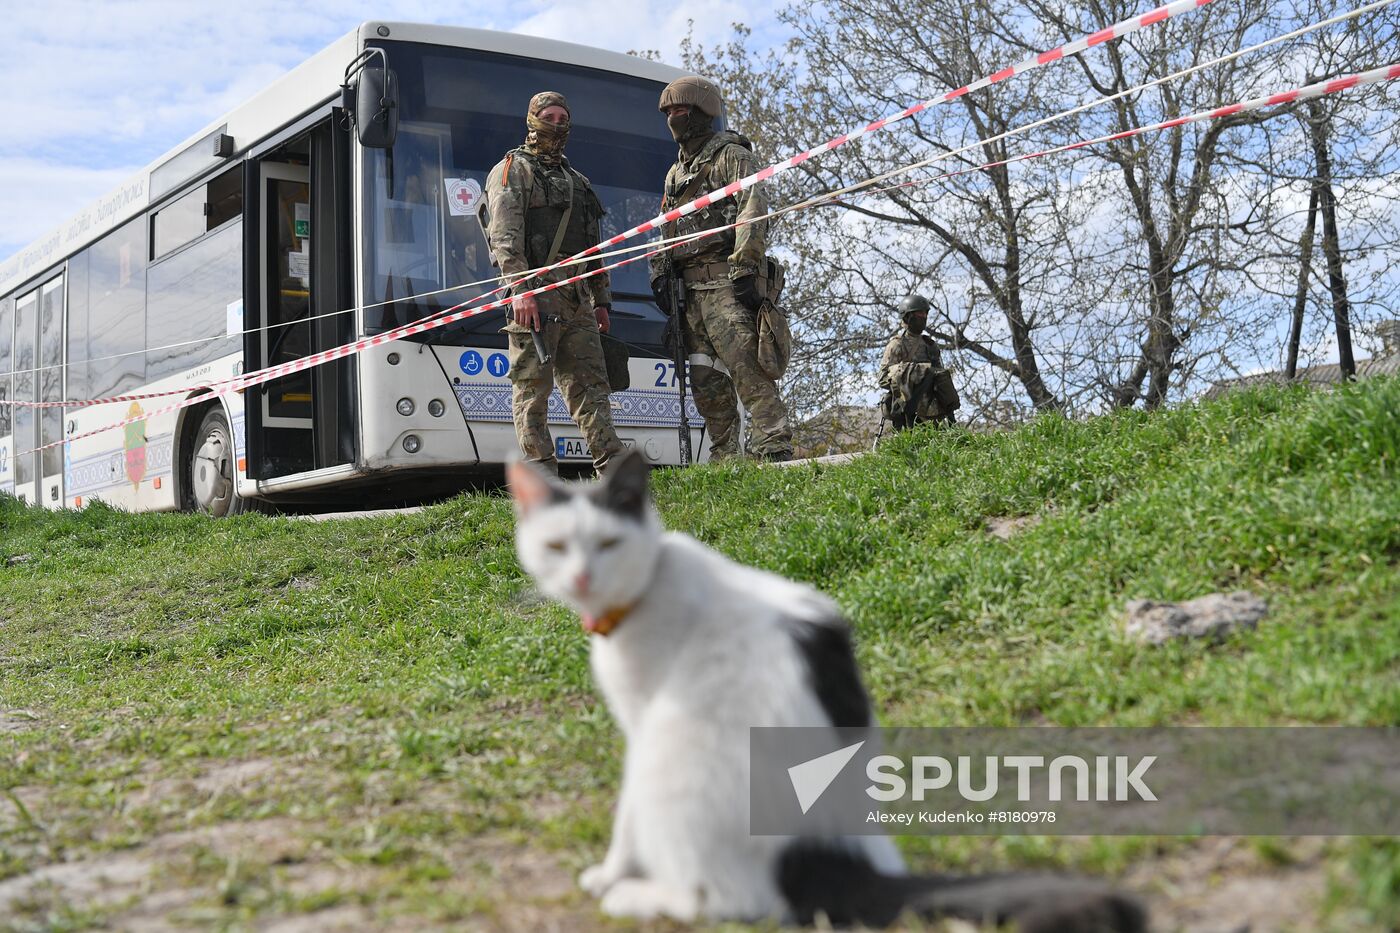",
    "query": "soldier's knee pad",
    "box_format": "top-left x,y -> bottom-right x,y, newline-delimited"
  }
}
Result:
688,351 -> 731,379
